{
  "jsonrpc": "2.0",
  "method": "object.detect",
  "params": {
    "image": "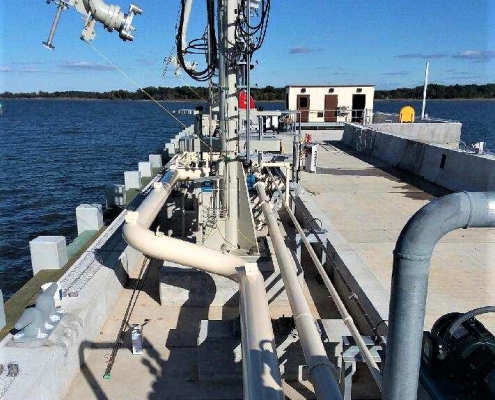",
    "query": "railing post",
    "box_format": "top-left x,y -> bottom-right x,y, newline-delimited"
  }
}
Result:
0,289 -> 6,330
